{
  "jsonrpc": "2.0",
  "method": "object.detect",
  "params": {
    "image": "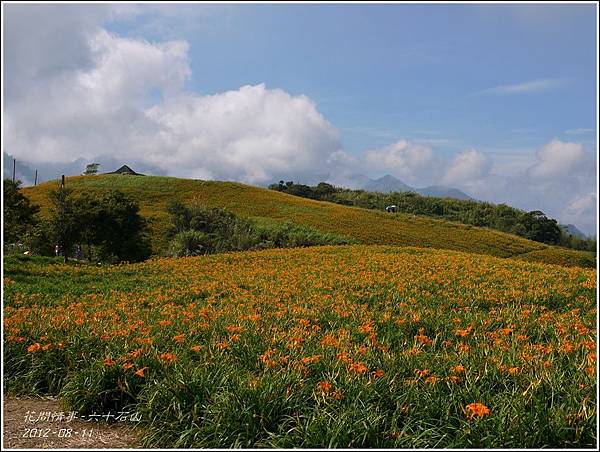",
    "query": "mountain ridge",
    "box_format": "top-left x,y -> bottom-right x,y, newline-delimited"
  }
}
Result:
343,174 -> 473,200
